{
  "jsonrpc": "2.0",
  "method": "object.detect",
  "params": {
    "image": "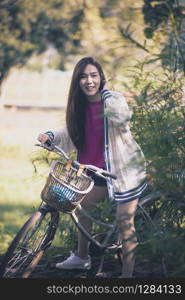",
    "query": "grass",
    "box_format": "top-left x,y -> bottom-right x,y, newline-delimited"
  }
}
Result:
0,107 -> 66,254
